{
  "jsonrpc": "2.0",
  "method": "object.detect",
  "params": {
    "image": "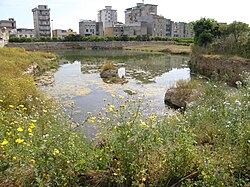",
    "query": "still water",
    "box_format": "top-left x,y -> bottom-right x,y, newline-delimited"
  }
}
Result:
39,49 -> 190,124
